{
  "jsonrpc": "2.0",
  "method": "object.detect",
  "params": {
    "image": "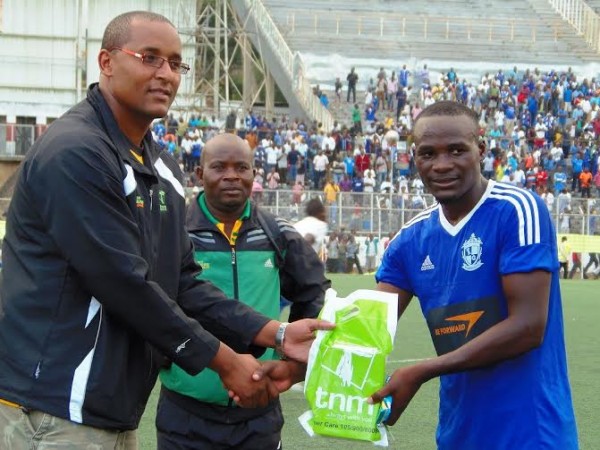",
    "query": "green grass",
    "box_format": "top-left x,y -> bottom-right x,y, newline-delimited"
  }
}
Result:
138,276 -> 599,449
